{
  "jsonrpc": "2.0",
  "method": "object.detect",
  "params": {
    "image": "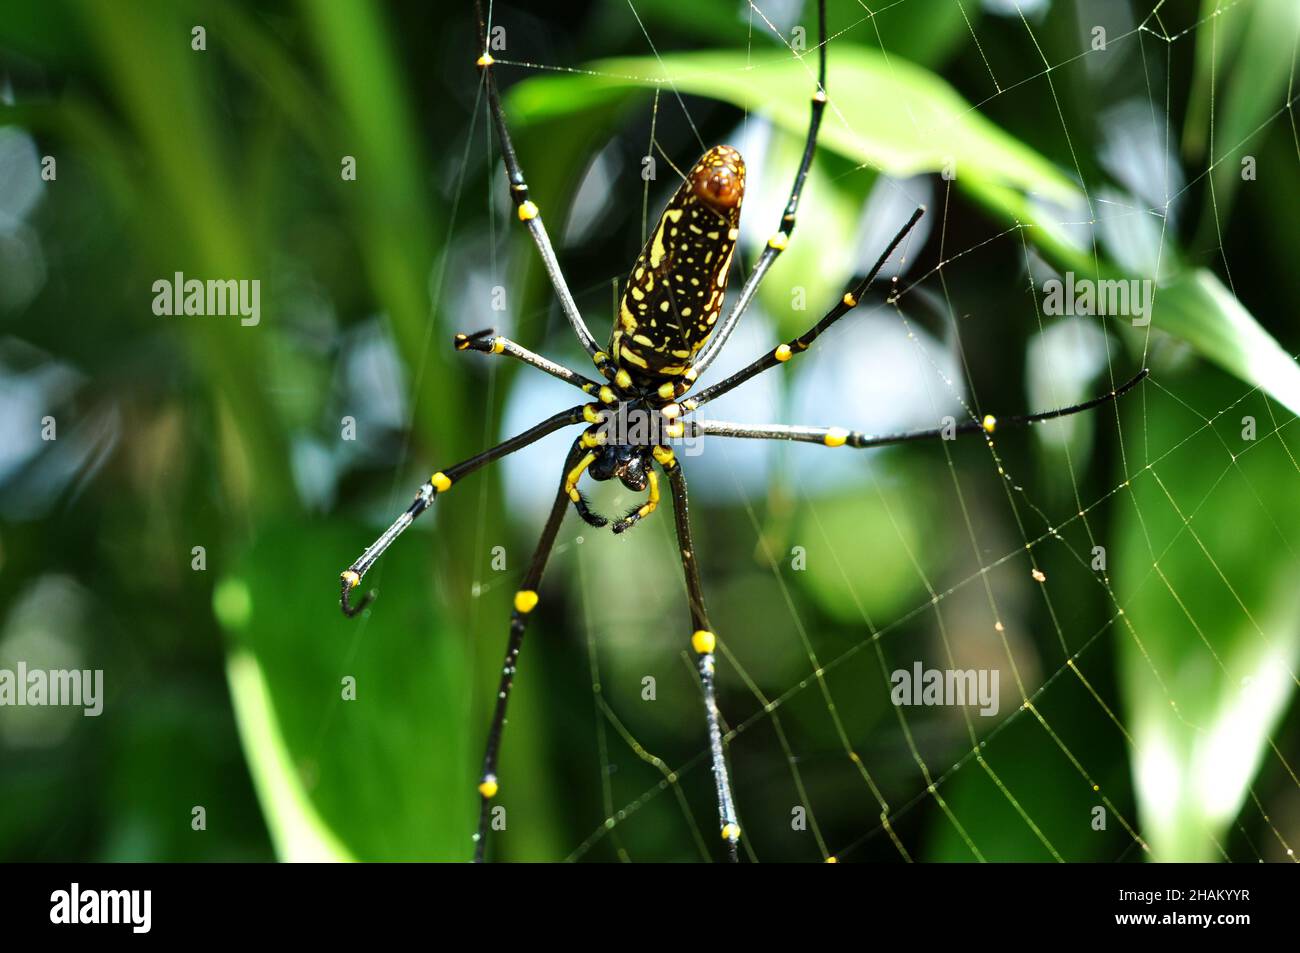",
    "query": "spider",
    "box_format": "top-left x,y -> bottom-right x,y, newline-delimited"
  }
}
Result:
338,0 -> 1147,862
